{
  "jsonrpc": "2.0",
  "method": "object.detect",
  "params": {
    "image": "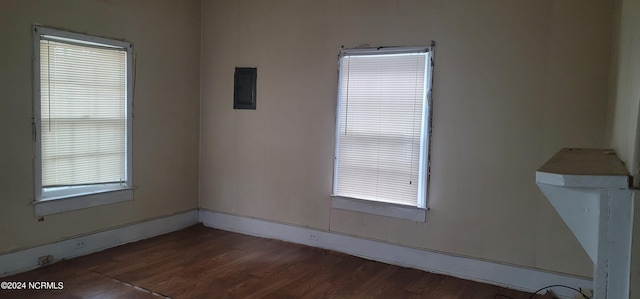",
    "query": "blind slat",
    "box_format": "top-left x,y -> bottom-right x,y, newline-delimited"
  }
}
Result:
40,39 -> 127,187
335,52 -> 427,206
